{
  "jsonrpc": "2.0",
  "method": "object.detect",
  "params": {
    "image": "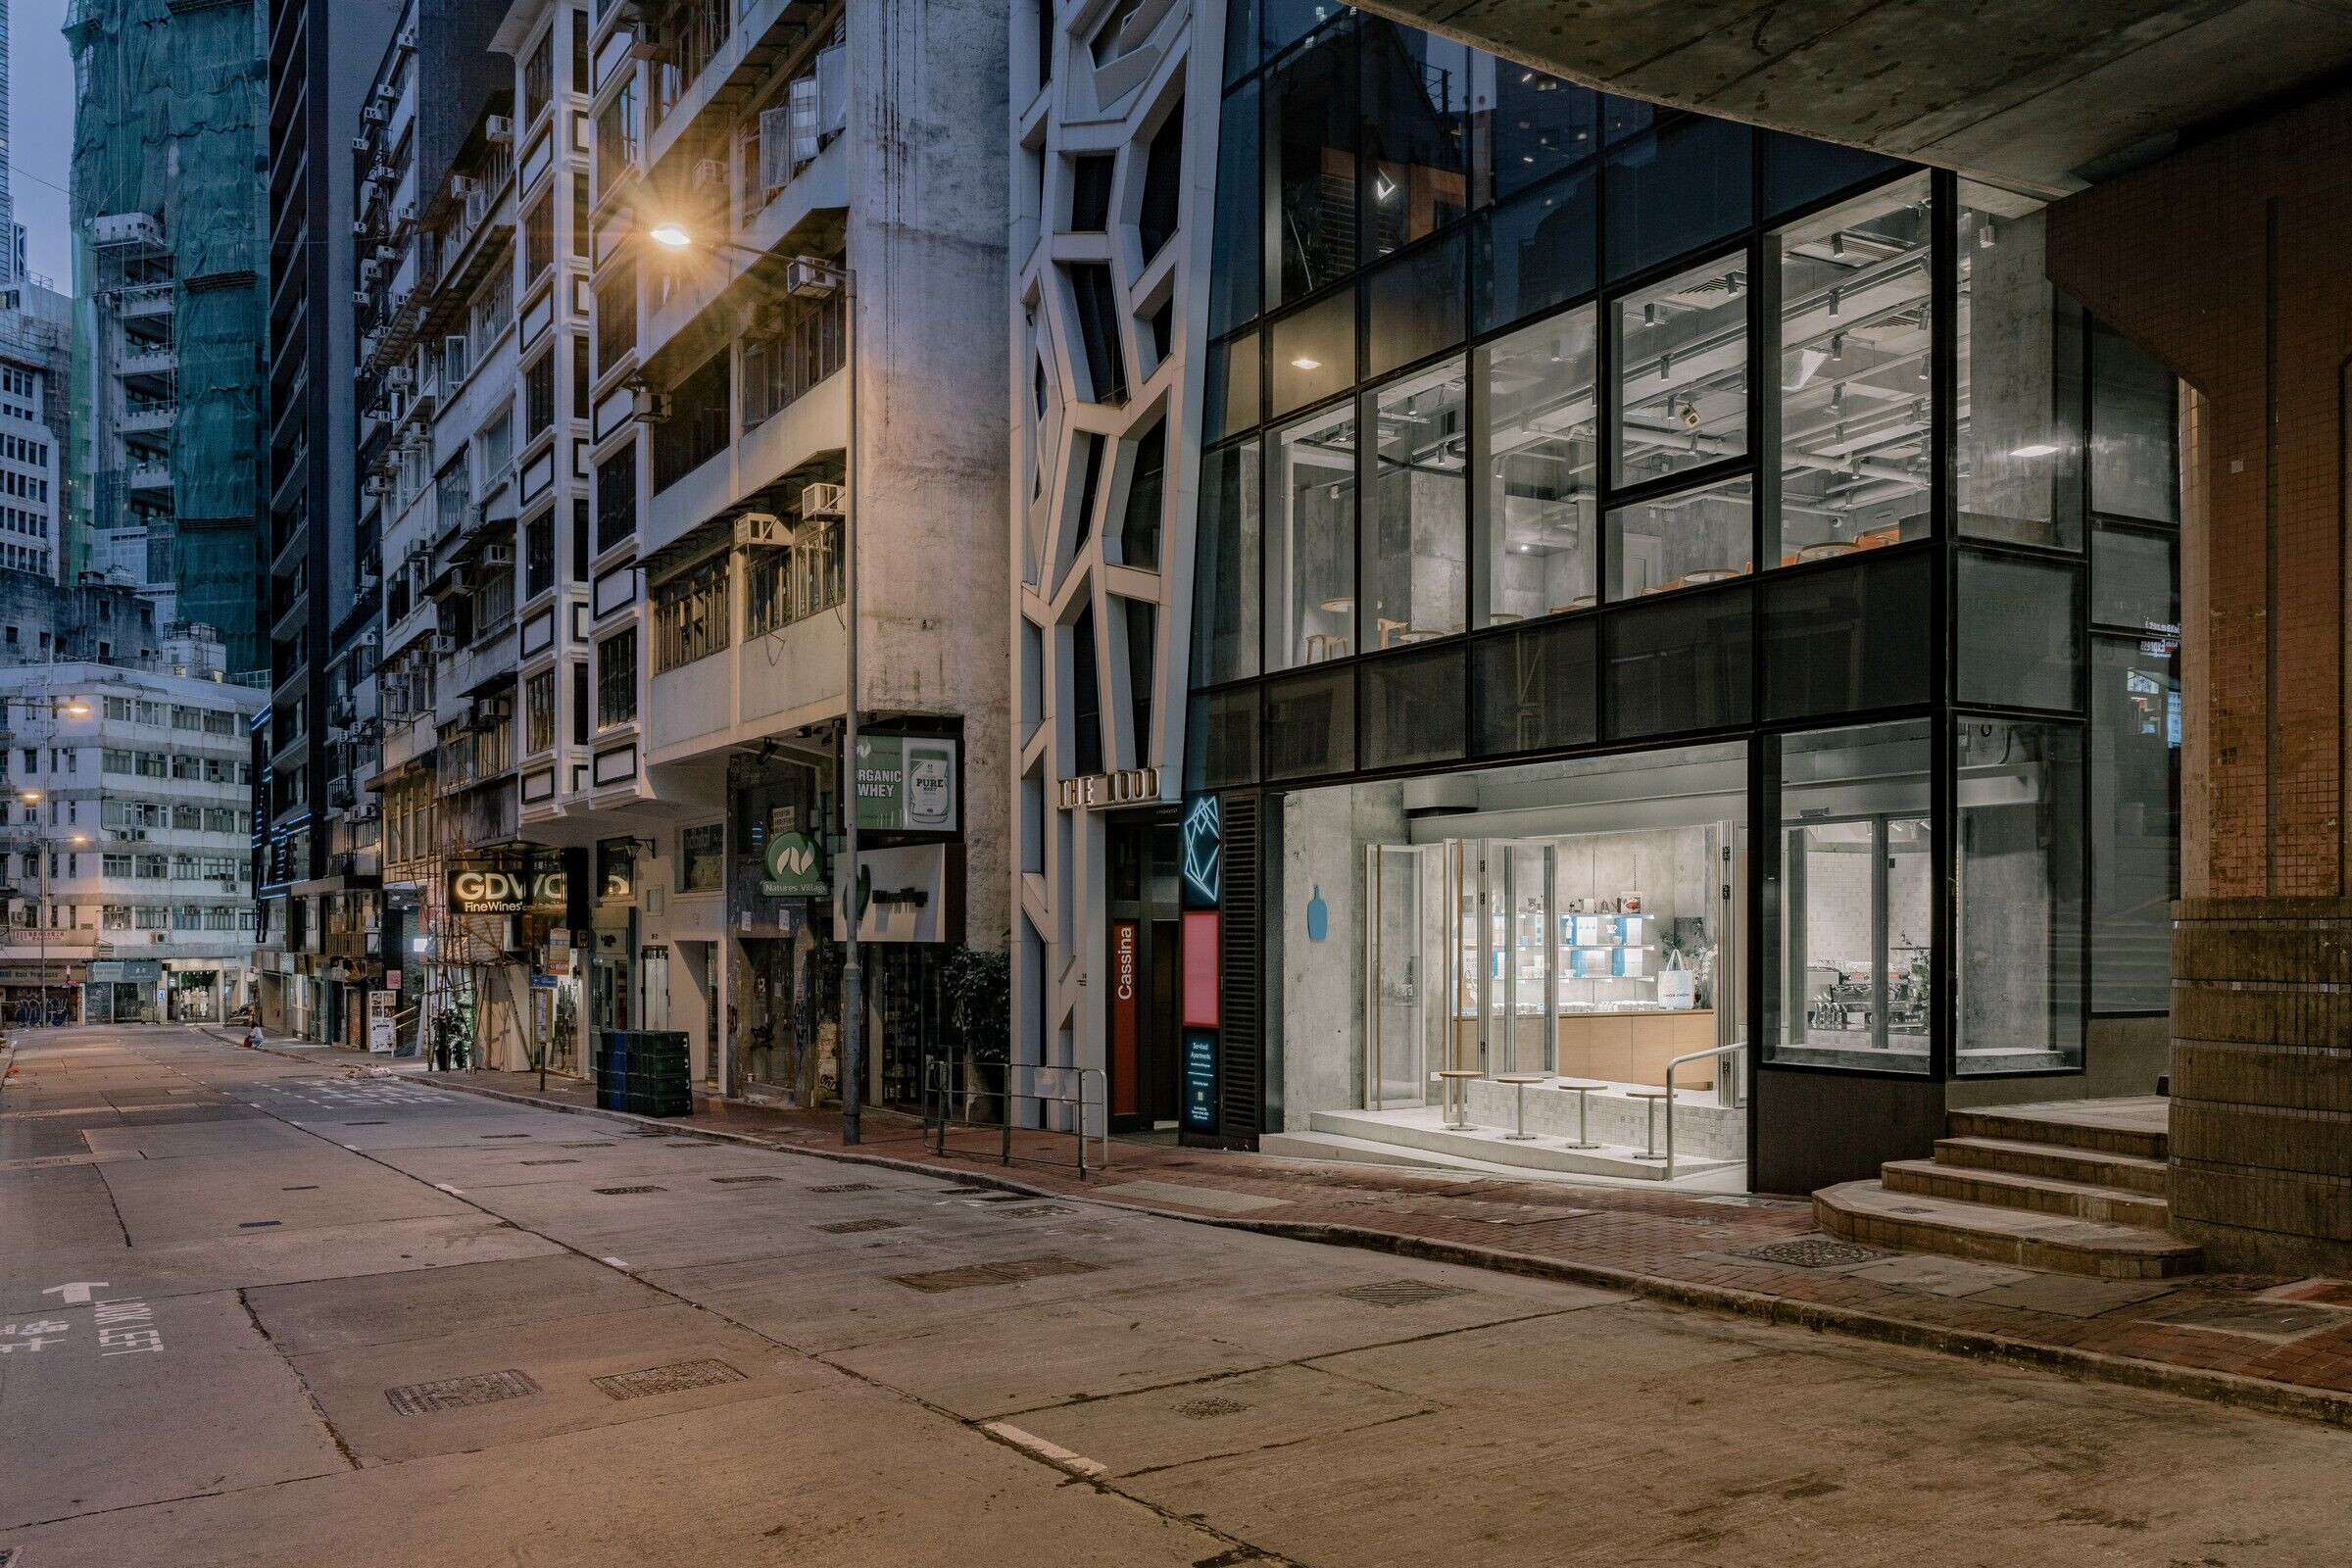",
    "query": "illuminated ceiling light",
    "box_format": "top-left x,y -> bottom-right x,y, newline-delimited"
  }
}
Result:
648,222 -> 693,249
1828,288 -> 1842,318
1831,332 -> 1845,363
1658,352 -> 1672,381
1291,357 -> 1320,370
1979,220 -> 1997,249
